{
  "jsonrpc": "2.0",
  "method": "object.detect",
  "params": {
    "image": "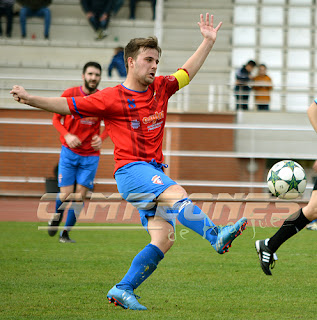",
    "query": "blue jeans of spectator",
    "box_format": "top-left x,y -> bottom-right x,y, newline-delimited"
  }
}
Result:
88,13 -> 109,32
20,7 -> 51,38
